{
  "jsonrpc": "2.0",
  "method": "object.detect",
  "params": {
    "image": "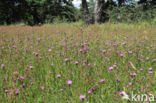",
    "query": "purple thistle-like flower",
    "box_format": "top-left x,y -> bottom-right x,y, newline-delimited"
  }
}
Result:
60,88 -> 63,92
75,61 -> 78,65
128,51 -> 132,54
102,49 -> 106,53
129,82 -> 133,85
113,64 -> 117,67
5,89 -> 8,93
67,80 -> 72,85
21,83 -> 25,88
116,78 -> 120,82
120,53 -> 124,57
48,49 -> 52,52
140,68 -> 143,71
57,75 -> 61,78
100,78 -> 105,83
29,66 -> 33,69
15,90 -> 19,95
122,41 -> 127,45
149,71 -> 152,75
20,76 -> 25,80
88,64 -> 91,67
9,92 -> 13,96
109,66 -> 113,71
88,90 -> 91,94
41,86 -> 45,90
120,91 -> 124,95
80,95 -> 85,100
64,58 -> 69,62
90,88 -> 95,91
1,64 -> 5,69
149,67 -> 152,71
